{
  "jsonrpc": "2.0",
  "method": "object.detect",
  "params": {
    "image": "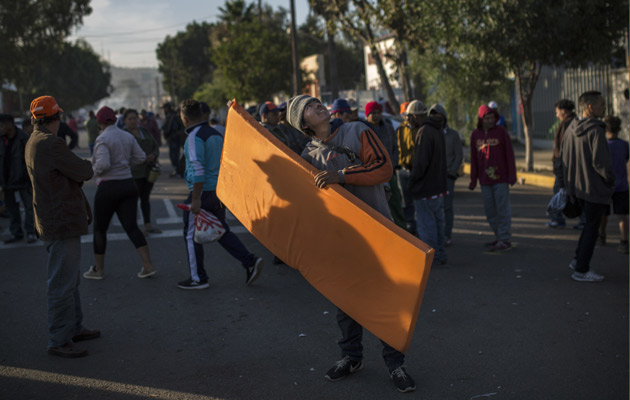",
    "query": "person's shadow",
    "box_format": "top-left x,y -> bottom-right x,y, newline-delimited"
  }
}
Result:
249,154 -> 432,352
